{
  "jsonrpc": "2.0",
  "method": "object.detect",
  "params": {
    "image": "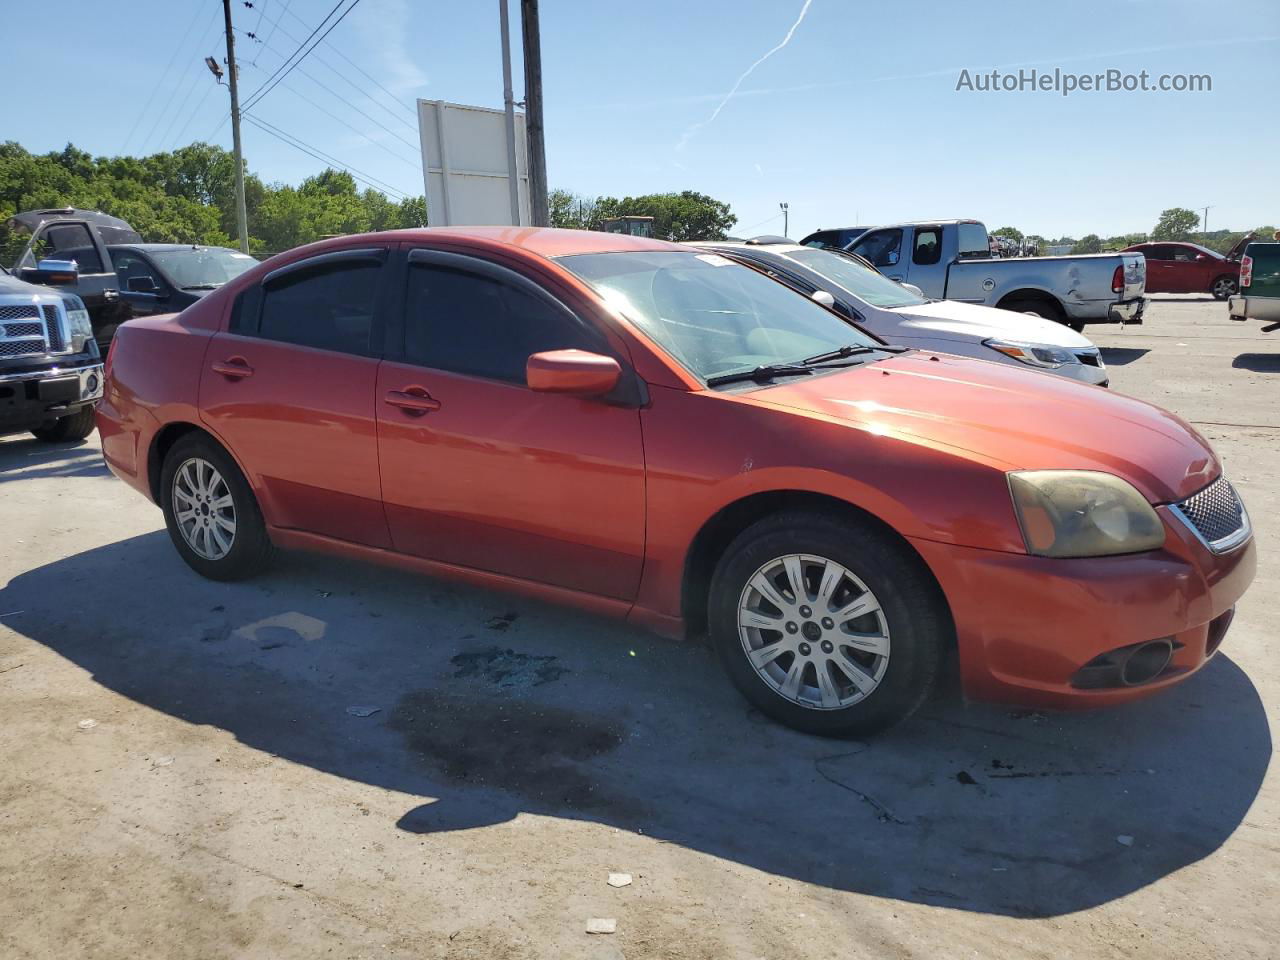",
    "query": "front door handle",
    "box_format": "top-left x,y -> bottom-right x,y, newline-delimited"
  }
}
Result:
211,357 -> 254,380
384,387 -> 441,416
